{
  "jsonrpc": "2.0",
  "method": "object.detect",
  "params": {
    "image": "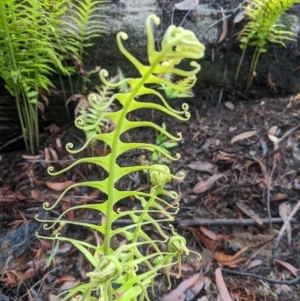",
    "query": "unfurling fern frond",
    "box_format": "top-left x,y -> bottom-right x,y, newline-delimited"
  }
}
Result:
37,15 -> 205,301
159,75 -> 196,99
235,0 -> 300,91
76,75 -> 117,143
